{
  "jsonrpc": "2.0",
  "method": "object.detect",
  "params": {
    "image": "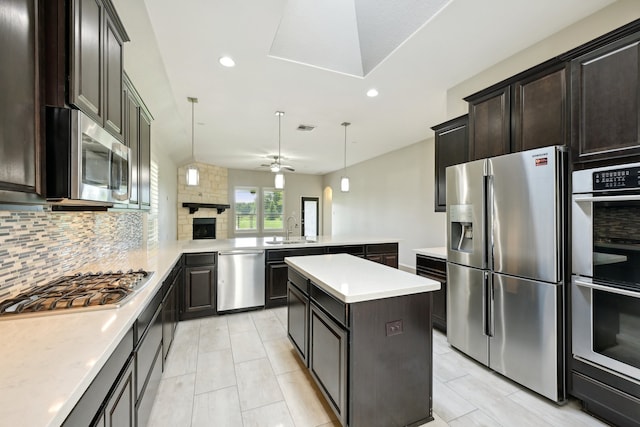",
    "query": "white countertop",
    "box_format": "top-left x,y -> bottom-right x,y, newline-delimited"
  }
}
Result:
0,235 -> 398,427
414,246 -> 447,260
285,254 -> 440,303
